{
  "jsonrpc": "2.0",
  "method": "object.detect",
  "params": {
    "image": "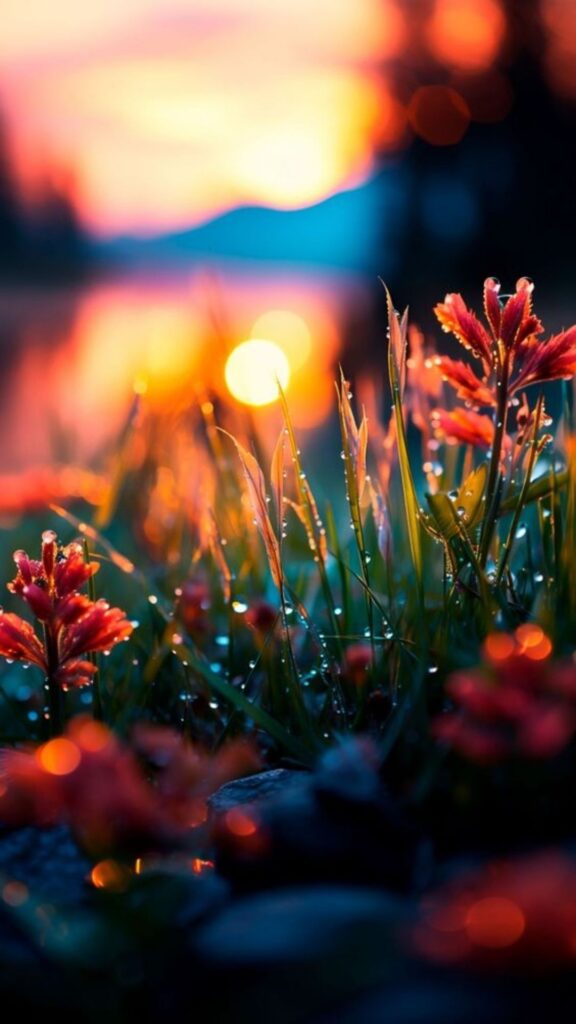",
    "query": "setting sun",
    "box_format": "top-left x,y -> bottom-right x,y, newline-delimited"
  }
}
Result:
225,339 -> 290,407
